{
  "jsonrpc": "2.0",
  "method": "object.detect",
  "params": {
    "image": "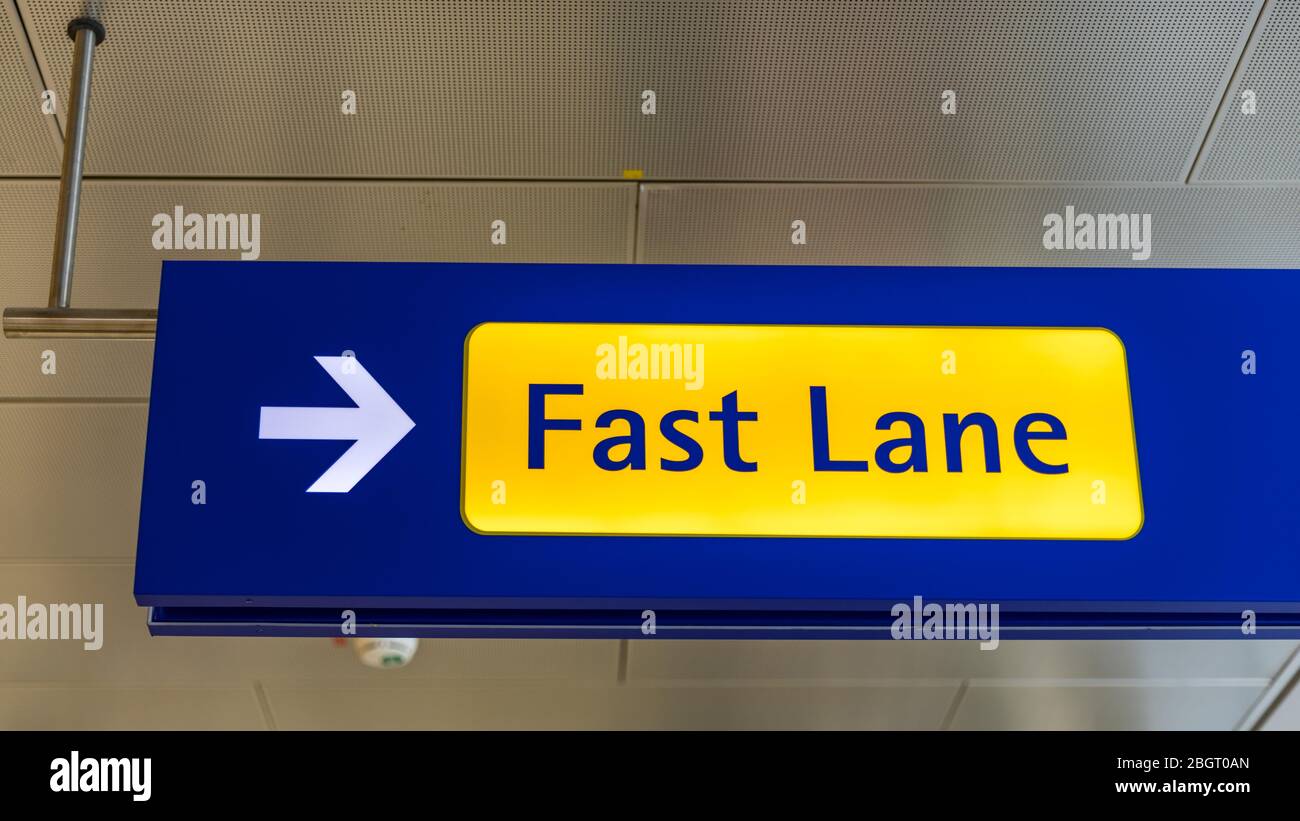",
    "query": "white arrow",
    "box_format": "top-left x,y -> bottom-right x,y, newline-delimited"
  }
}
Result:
259,356 -> 415,493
